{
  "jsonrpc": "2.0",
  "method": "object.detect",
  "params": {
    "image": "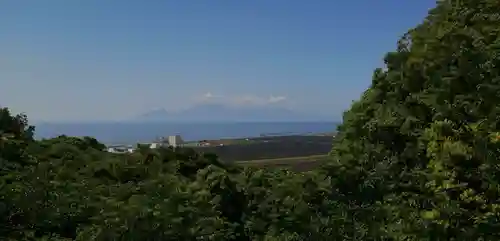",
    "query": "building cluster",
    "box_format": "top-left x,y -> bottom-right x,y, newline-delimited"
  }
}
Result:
106,135 -> 185,154
149,135 -> 184,149
106,145 -> 135,154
